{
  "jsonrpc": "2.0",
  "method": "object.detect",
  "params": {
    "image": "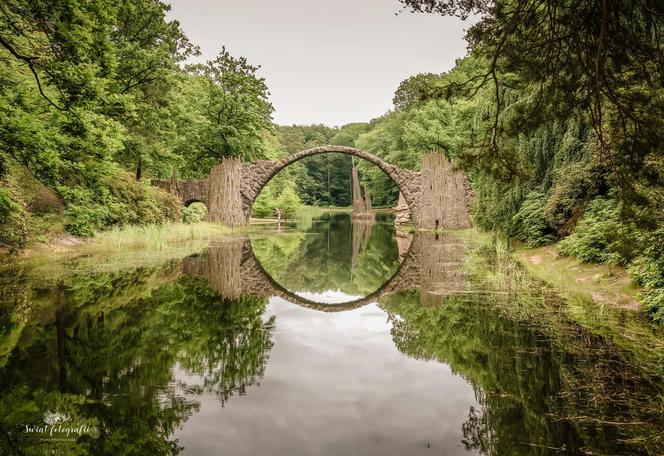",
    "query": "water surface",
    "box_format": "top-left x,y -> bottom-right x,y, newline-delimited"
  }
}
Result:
0,211 -> 662,455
